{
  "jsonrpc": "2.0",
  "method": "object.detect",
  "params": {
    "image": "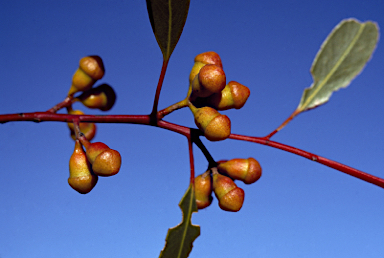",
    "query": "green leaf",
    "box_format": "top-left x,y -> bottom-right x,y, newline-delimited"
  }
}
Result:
146,0 -> 190,60
298,18 -> 379,112
159,183 -> 200,258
